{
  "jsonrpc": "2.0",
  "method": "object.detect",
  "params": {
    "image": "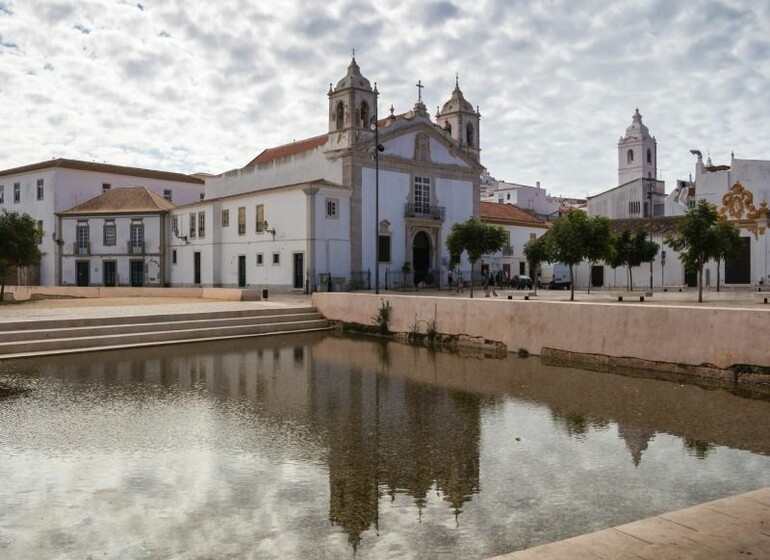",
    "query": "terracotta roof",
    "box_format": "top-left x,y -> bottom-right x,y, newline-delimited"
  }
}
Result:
480,202 -> 548,225
609,216 -> 684,235
0,158 -> 204,184
58,187 -> 176,215
245,134 -> 328,167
